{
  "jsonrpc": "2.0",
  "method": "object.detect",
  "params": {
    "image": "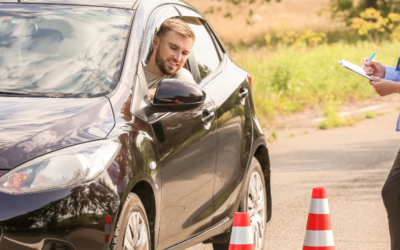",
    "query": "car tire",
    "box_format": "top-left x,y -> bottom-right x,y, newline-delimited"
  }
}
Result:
212,157 -> 267,250
110,193 -> 151,250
